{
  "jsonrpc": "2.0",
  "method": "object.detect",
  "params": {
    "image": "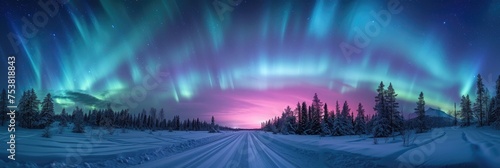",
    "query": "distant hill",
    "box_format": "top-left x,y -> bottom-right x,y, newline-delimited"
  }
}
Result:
407,107 -> 455,128
408,107 -> 454,120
